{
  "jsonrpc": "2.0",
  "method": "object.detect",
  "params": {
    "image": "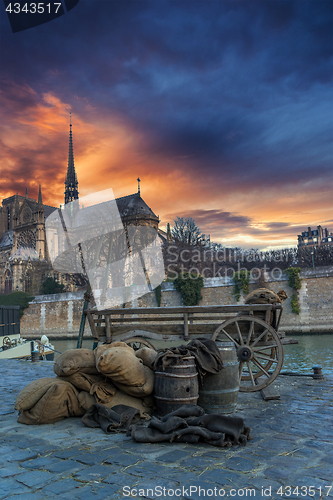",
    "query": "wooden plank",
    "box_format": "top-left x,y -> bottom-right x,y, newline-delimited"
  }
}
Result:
90,314 -> 238,324
105,315 -> 112,343
86,303 -> 280,316
113,330 -> 208,342
86,312 -> 99,340
255,378 -> 280,400
184,313 -> 189,340
98,323 -> 219,336
86,323 -> 290,341
280,337 -> 299,345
